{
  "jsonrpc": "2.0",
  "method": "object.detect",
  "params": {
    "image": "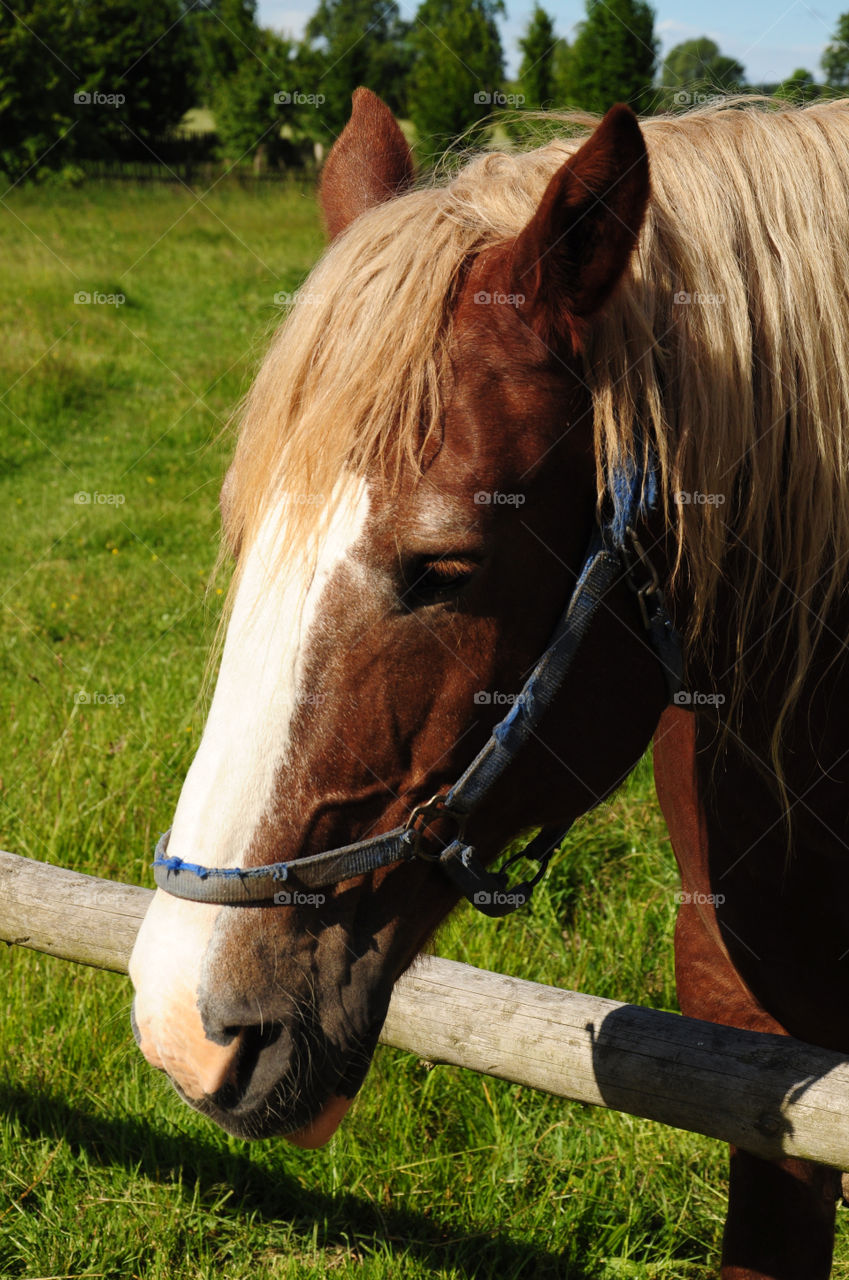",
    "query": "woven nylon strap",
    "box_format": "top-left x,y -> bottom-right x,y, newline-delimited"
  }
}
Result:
446,531 -> 621,817
153,828 -> 418,905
